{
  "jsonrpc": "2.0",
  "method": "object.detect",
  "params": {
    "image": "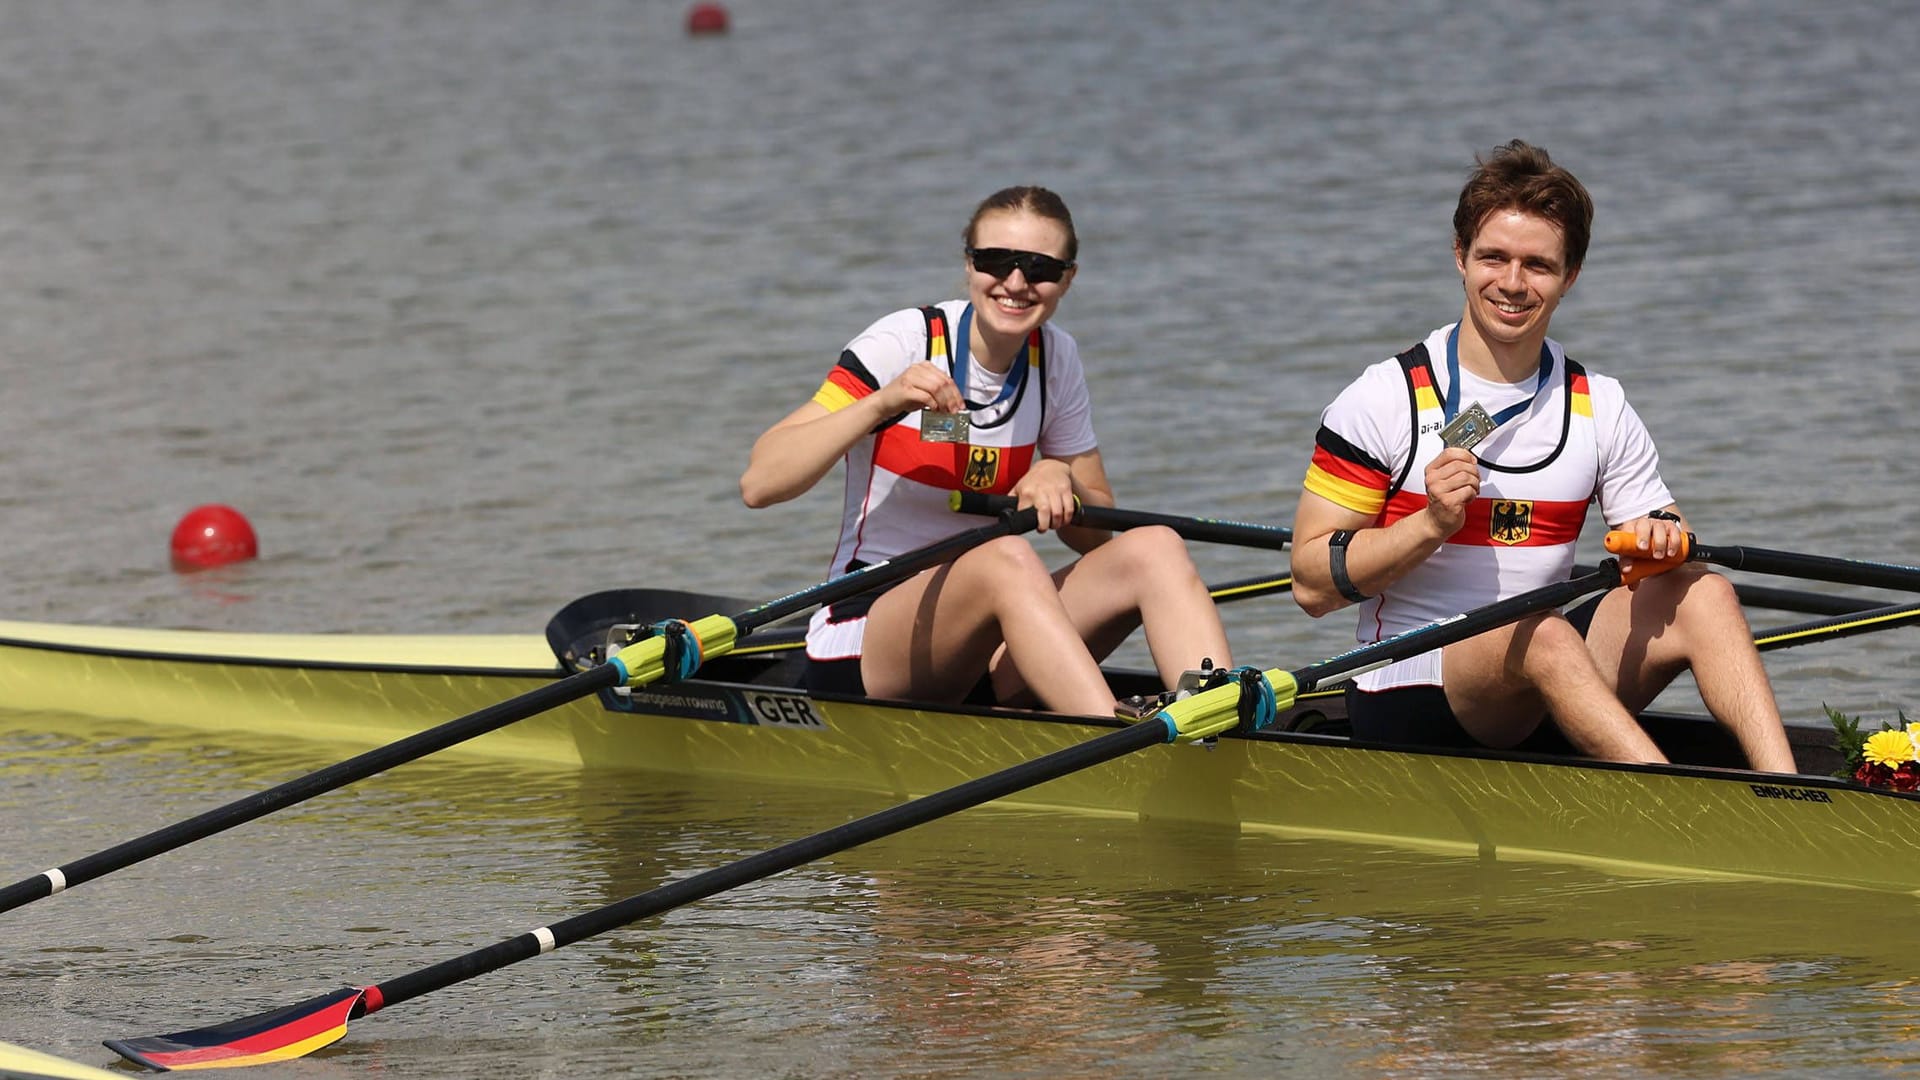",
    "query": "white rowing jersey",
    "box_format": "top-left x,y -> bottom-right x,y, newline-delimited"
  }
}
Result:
803,300 -> 1098,661
1302,324 -> 1672,690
